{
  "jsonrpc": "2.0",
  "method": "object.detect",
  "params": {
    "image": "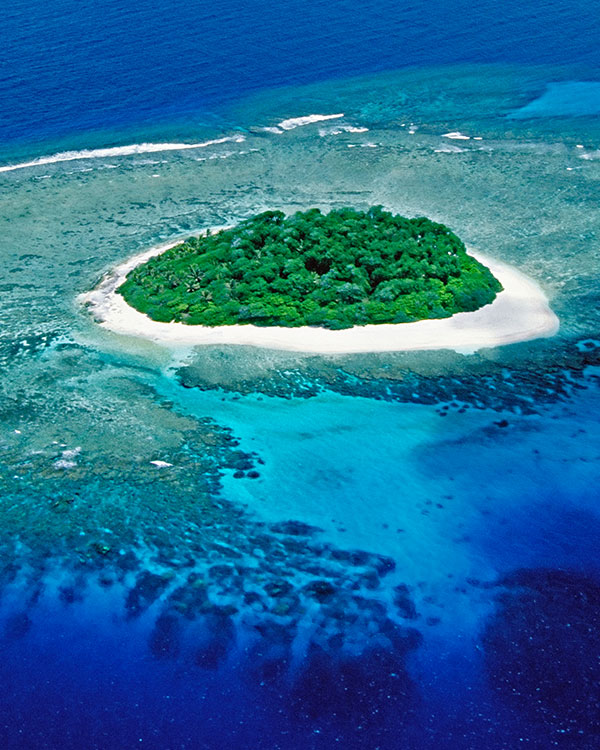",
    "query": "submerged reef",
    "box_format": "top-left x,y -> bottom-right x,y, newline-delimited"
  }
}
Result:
118,207 -> 501,329
177,337 -> 600,415
0,492 -> 423,742
0,348 -> 424,741
139,517 -> 422,738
